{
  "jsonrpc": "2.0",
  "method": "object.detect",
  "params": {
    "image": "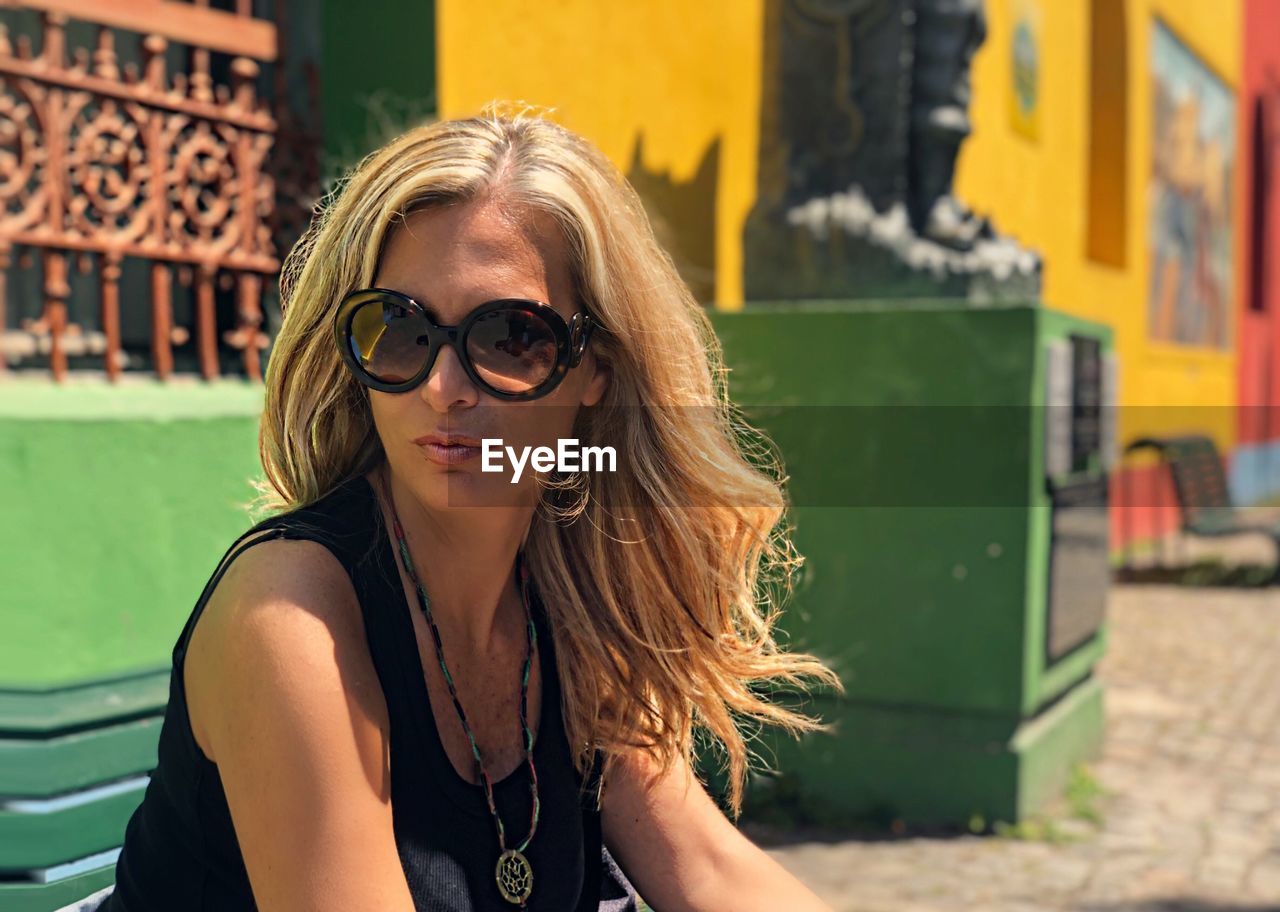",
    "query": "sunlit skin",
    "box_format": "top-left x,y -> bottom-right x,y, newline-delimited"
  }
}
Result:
363,194 -> 609,661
